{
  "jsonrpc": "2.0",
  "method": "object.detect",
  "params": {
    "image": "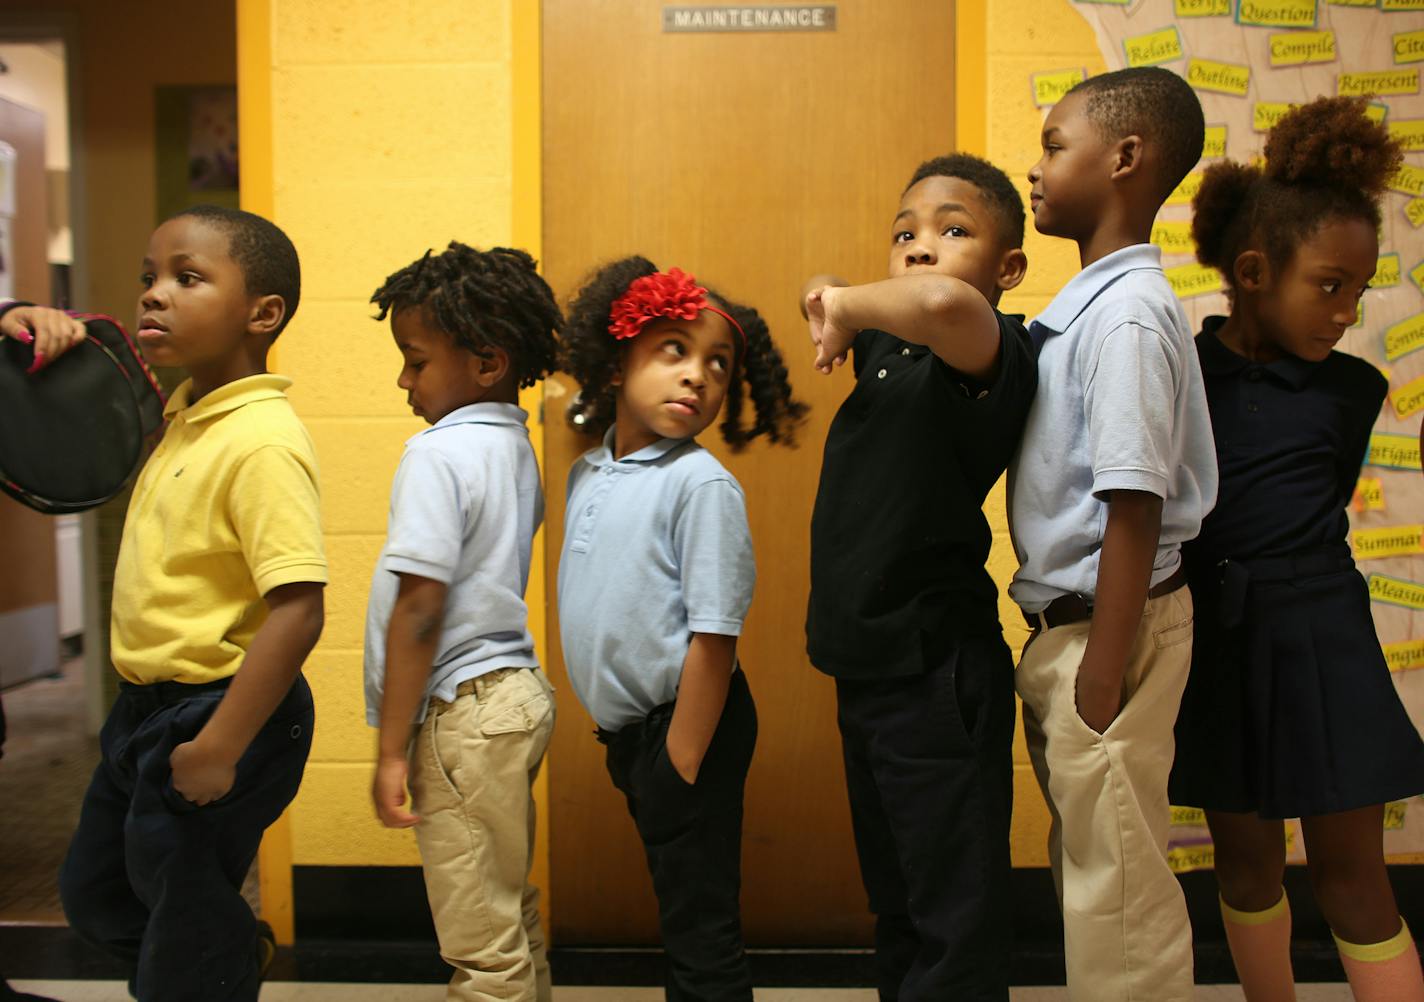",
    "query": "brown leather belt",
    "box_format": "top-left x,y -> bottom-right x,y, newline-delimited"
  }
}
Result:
1020,566 -> 1187,631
